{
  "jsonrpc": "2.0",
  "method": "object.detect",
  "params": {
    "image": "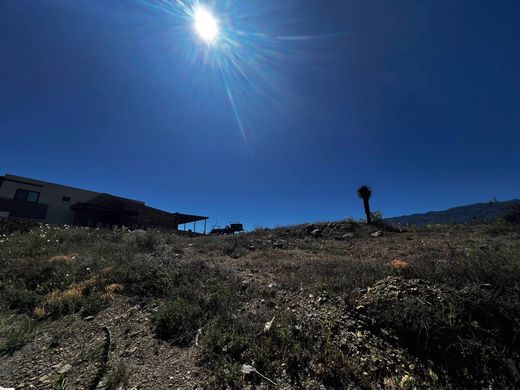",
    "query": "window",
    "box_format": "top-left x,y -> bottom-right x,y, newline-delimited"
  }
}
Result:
14,189 -> 40,203
62,196 -> 71,202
